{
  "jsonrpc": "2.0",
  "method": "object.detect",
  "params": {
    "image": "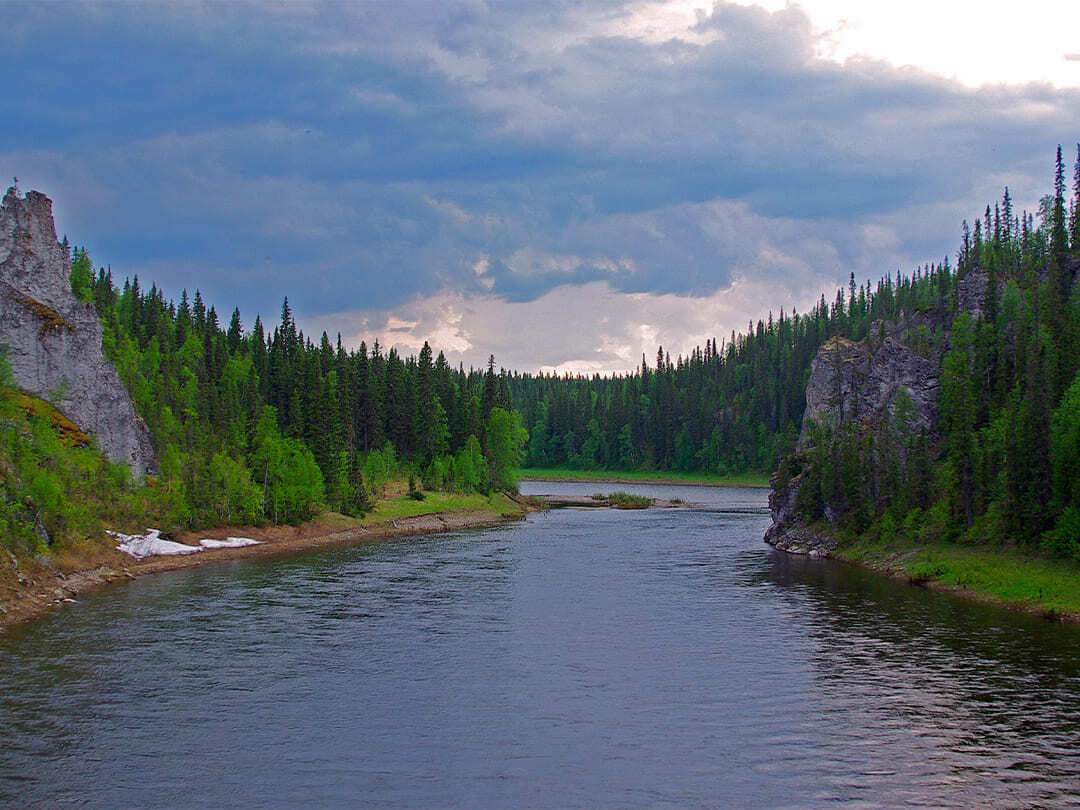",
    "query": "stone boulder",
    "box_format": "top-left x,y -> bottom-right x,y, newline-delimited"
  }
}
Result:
0,187 -> 155,477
